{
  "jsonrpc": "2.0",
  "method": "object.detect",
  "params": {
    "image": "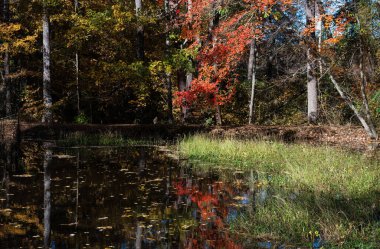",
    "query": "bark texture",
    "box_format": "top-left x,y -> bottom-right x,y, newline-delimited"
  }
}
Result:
42,3 -> 53,123
305,0 -> 318,124
135,0 -> 144,60
248,38 -> 256,124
